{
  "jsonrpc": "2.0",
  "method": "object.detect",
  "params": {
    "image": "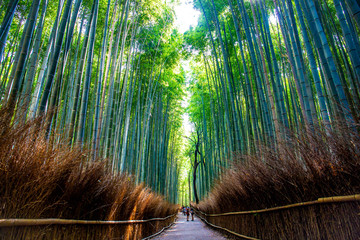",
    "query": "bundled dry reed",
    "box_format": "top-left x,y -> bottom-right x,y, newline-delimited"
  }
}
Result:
0,107 -> 177,239
195,124 -> 360,239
